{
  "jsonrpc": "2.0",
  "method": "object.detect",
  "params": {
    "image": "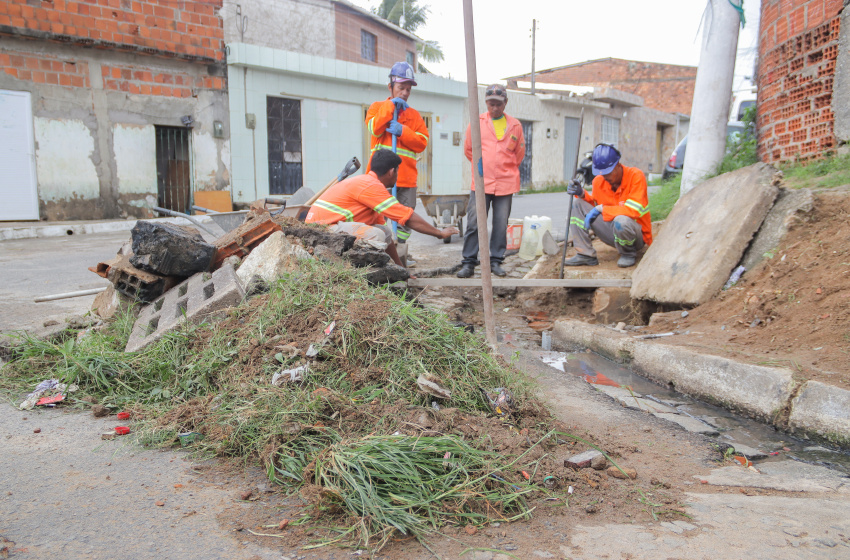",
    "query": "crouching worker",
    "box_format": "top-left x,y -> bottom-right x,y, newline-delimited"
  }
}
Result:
564,143 -> 652,268
305,149 -> 457,267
